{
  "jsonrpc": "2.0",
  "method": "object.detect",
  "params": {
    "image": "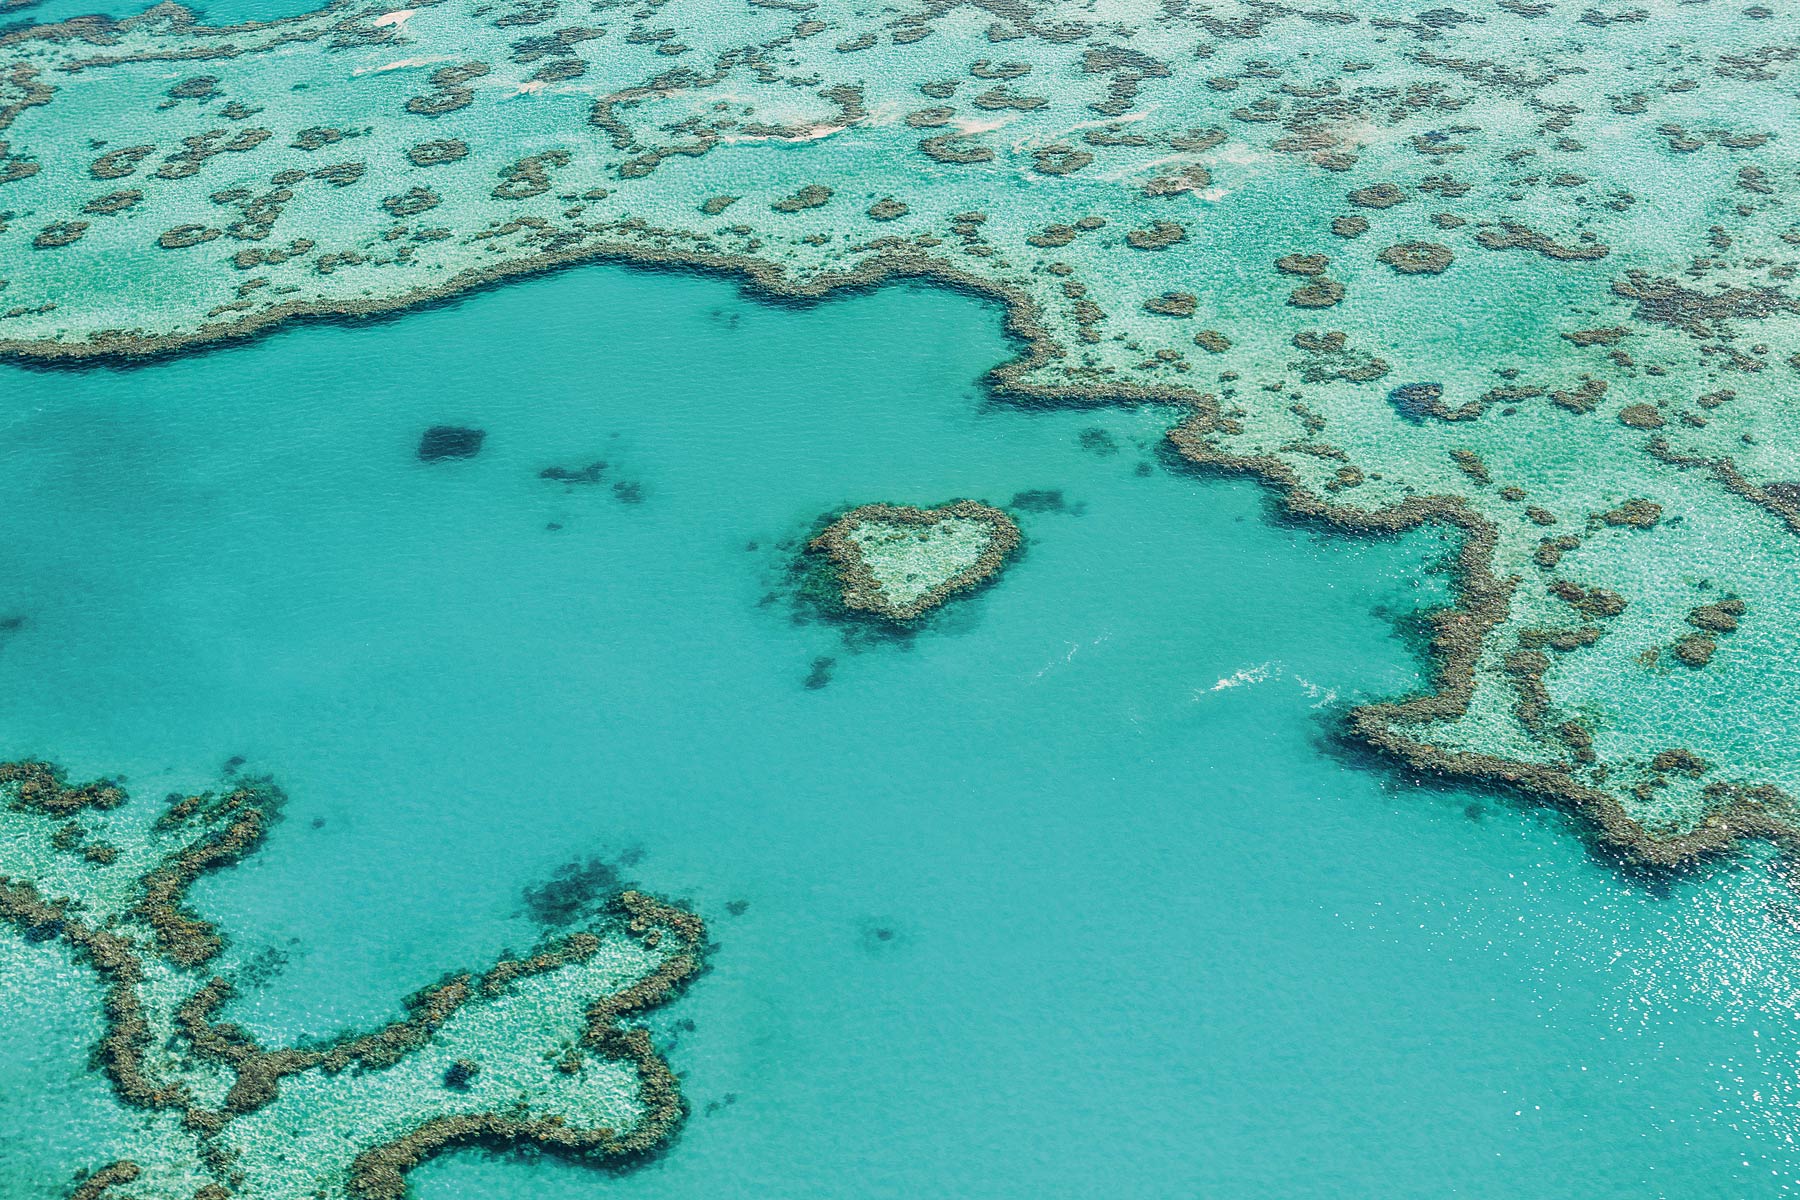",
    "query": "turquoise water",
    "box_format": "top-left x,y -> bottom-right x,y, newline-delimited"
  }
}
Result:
8,0 -> 1800,841
3,265 -> 1799,1197
3,0 -> 319,28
